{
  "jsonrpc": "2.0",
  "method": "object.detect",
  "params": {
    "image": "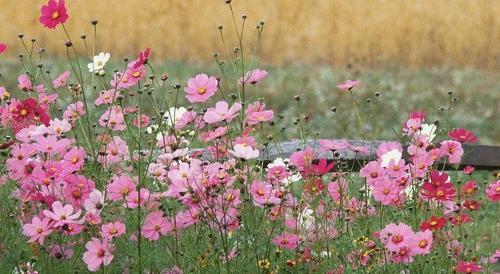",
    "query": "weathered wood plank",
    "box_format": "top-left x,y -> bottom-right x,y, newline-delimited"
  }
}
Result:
258,140 -> 500,171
